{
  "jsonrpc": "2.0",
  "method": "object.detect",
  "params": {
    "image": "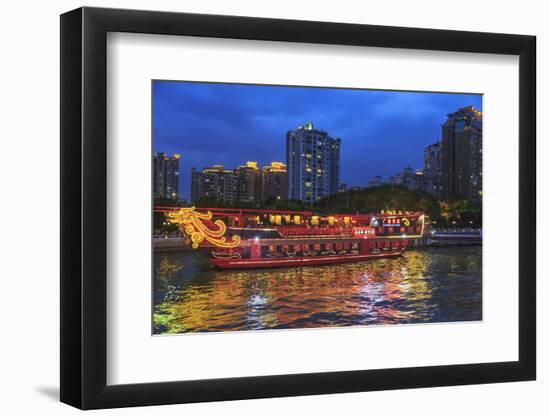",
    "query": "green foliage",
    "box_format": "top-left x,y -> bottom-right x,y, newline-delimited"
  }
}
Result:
313,185 -> 442,219
153,197 -> 186,207
260,198 -> 311,211
154,197 -> 185,233
191,196 -> 312,212
440,199 -> 482,228
191,196 -> 230,208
